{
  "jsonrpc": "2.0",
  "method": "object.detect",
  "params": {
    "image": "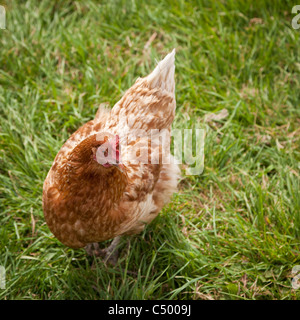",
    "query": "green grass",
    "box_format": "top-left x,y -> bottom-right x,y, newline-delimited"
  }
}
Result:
0,0 -> 299,300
